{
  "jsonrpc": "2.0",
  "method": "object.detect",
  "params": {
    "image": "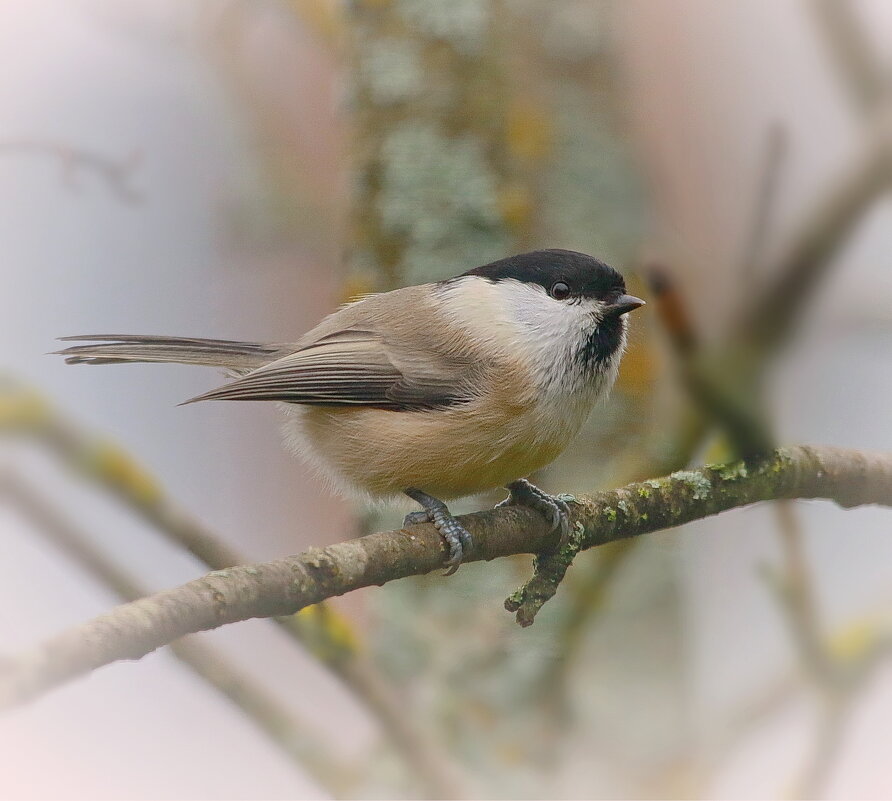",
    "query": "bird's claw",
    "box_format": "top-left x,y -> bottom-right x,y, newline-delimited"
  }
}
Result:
499,479 -> 571,545
402,509 -> 432,527
403,489 -> 474,575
